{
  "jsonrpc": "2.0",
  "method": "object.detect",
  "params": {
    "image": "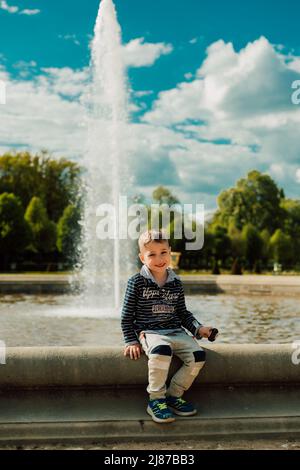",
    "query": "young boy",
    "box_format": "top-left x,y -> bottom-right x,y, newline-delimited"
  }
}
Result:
121,229 -> 215,423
